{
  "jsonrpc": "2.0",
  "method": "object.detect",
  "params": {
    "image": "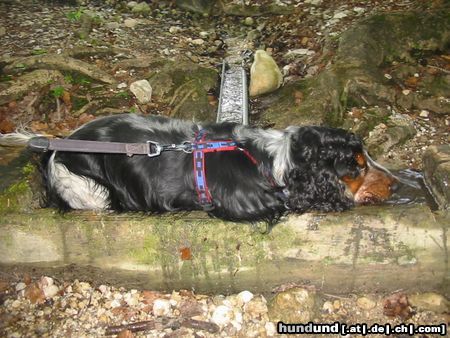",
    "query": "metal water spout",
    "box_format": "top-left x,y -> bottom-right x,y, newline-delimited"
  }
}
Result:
216,51 -> 251,125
